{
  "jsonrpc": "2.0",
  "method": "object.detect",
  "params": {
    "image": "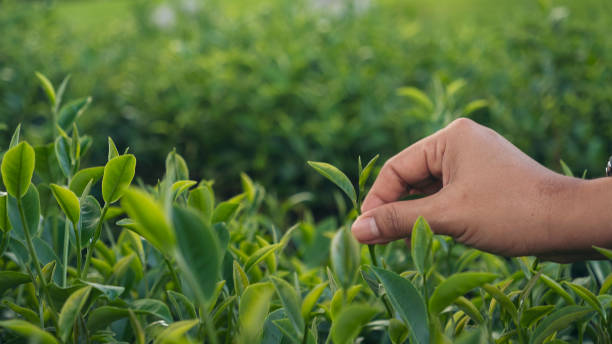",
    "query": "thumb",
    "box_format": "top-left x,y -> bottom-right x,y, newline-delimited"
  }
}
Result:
351,193 -> 452,244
